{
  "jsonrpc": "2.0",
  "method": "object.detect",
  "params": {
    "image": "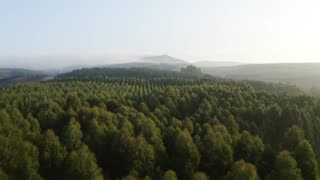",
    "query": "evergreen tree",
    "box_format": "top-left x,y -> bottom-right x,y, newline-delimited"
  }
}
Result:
162,170 -> 178,180
65,144 -> 103,180
283,125 -> 304,151
223,159 -> 259,180
172,129 -> 200,179
234,131 -> 264,164
266,151 -> 303,180
0,136 -> 42,180
192,172 -> 209,180
39,130 -> 67,179
295,140 -> 319,180
61,118 -> 83,150
201,125 -> 233,178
